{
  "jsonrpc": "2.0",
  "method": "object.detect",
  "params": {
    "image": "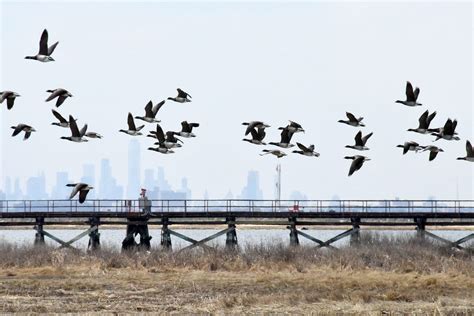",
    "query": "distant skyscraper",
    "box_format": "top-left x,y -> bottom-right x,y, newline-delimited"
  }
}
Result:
127,139 -> 141,198
240,170 -> 263,199
4,177 -> 12,197
157,167 -> 171,191
99,159 -> 123,199
81,164 -> 95,199
13,178 -> 23,199
180,177 -> 191,199
51,171 -> 70,199
143,168 -> 155,191
26,173 -> 48,199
